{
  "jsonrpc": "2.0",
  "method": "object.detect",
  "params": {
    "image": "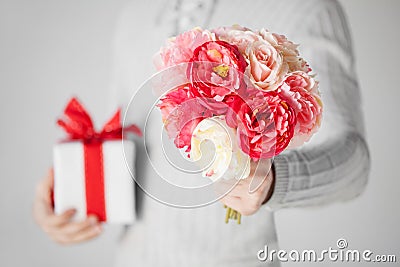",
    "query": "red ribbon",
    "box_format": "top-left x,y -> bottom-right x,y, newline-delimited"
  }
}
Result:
57,97 -> 142,221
